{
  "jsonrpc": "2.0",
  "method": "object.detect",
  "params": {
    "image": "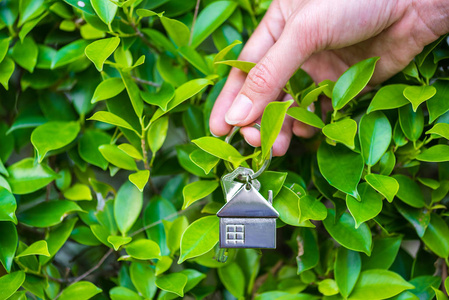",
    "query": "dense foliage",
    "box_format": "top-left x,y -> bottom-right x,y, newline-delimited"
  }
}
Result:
1,0 -> 449,299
